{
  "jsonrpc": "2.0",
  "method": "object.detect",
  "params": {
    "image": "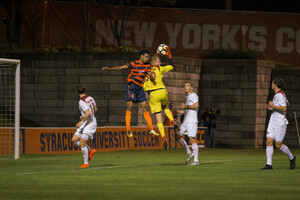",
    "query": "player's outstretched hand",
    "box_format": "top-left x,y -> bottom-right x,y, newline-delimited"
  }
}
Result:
165,46 -> 172,59
101,67 -> 109,70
